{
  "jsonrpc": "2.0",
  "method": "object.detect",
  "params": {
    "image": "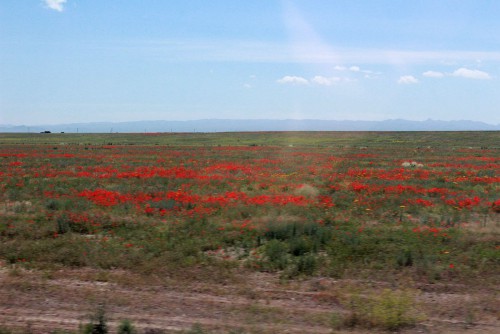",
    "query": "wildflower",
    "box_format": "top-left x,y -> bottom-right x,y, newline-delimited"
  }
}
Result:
449,263 -> 455,269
